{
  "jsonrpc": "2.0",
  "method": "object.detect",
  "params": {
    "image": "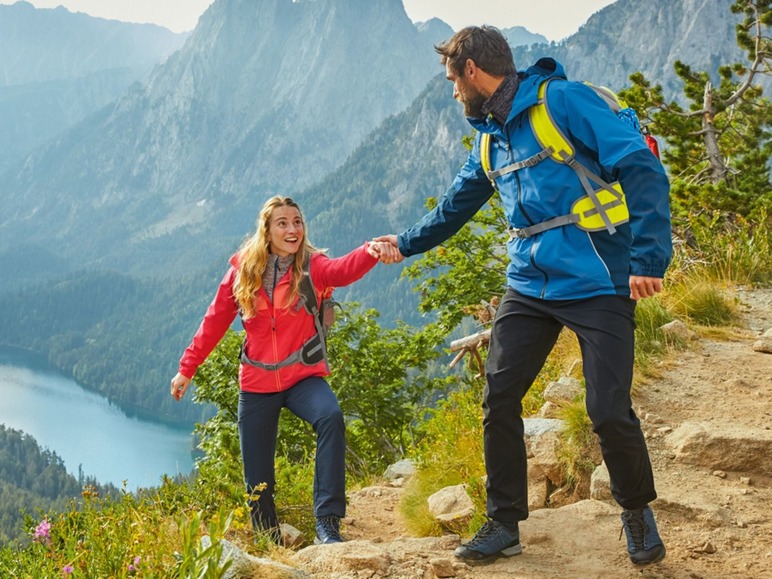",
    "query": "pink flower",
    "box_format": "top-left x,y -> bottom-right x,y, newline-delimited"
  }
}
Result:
33,519 -> 51,546
62,565 -> 74,577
